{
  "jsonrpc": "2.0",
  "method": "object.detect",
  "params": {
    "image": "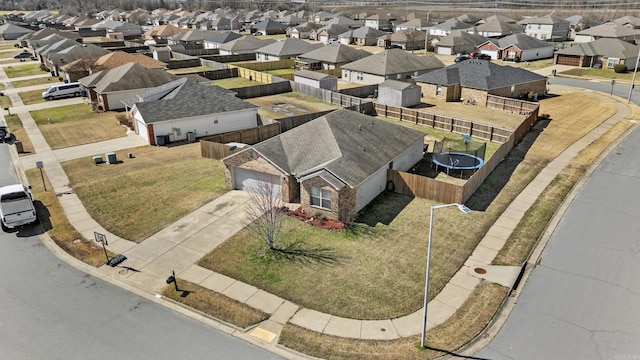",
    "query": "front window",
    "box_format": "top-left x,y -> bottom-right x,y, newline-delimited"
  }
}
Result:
436,85 -> 442,95
607,58 -> 620,68
357,72 -> 364,80
310,187 -> 332,209
343,70 -> 349,79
